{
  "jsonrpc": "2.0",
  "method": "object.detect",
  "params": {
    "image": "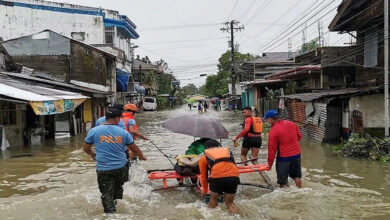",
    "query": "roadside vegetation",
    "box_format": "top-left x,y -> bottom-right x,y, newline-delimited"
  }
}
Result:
326,134 -> 390,163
